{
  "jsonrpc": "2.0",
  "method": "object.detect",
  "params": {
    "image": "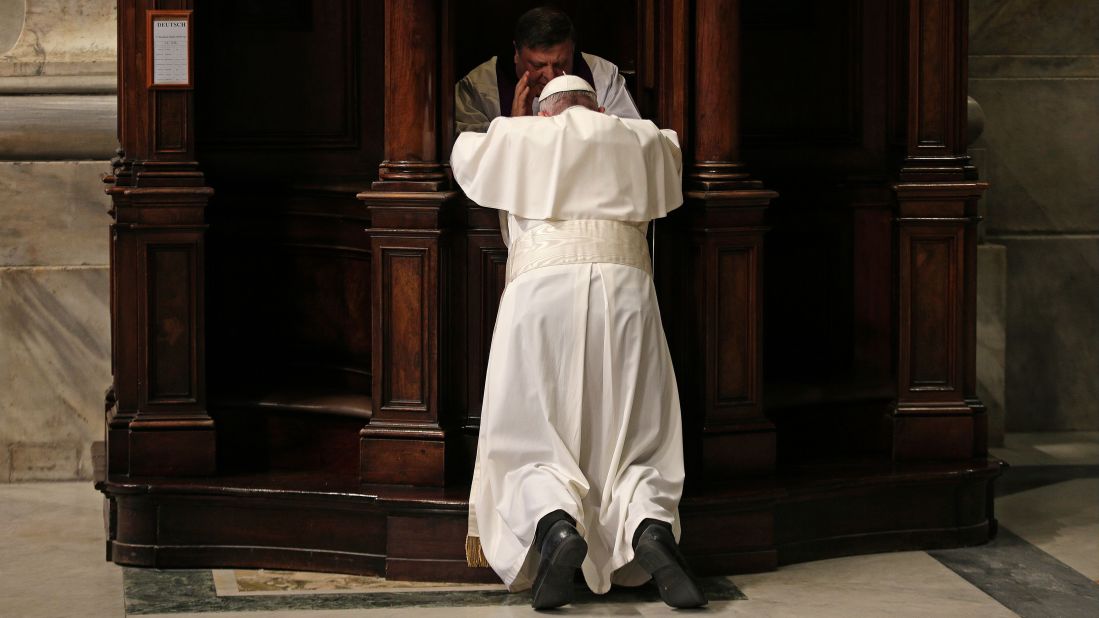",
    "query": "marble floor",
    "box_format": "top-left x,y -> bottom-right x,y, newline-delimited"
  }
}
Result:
1,432 -> 1096,617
